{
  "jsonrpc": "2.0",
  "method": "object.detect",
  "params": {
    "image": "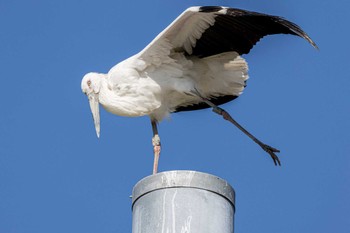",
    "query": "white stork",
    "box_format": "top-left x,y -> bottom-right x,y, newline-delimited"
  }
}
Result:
81,6 -> 317,174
